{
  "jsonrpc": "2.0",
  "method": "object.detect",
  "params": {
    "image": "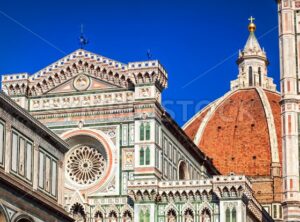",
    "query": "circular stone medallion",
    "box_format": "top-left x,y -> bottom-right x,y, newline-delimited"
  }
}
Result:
74,74 -> 90,91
